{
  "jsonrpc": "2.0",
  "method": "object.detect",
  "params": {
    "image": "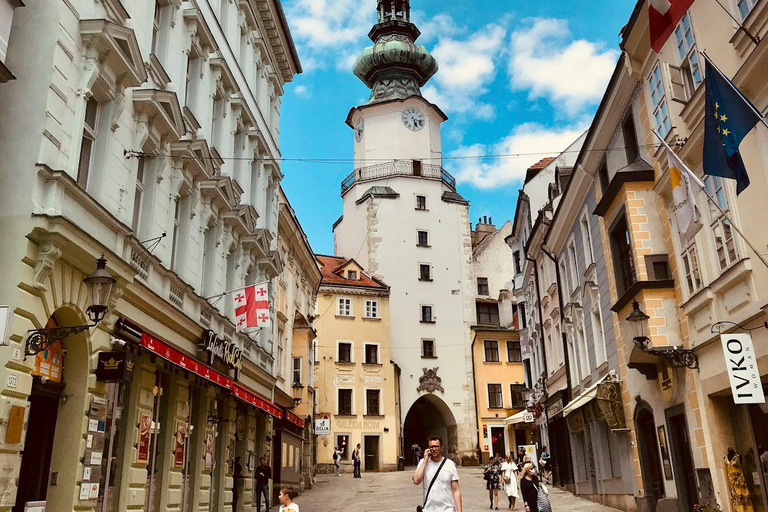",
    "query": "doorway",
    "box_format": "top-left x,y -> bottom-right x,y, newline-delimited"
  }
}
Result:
636,406 -> 665,512
666,409 -> 697,512
491,427 -> 505,459
13,378 -> 63,512
364,435 -> 379,471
